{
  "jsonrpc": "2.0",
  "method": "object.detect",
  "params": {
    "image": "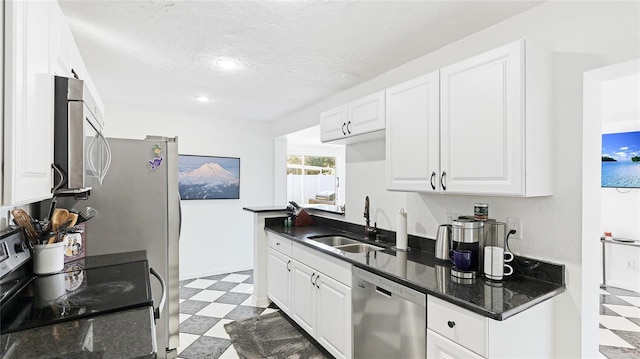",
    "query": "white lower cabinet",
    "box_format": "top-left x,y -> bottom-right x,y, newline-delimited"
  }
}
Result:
427,295 -> 554,358
427,329 -> 484,359
291,261 -> 317,336
290,259 -> 352,359
314,271 -> 351,358
267,234 -> 353,359
267,248 -> 292,313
